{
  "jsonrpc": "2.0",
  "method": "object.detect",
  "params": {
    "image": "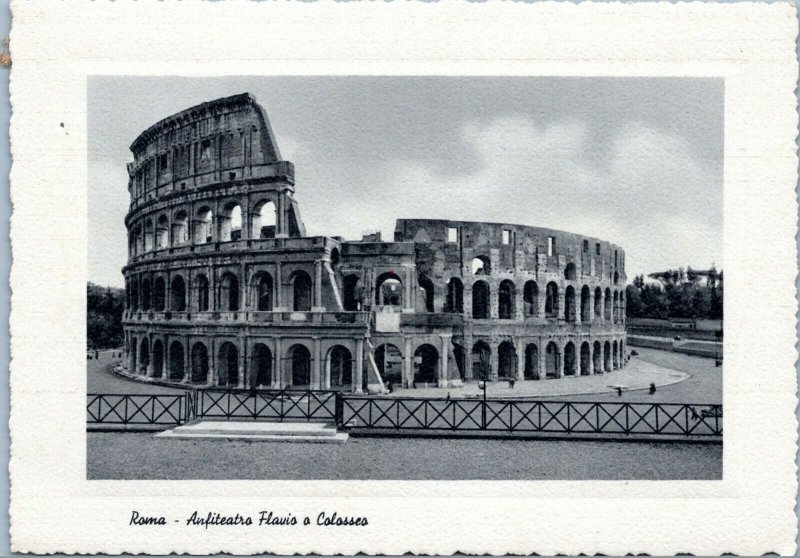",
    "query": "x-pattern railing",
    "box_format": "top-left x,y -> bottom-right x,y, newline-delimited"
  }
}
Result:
86,394 -> 186,425
340,397 -> 722,437
194,389 -> 338,421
